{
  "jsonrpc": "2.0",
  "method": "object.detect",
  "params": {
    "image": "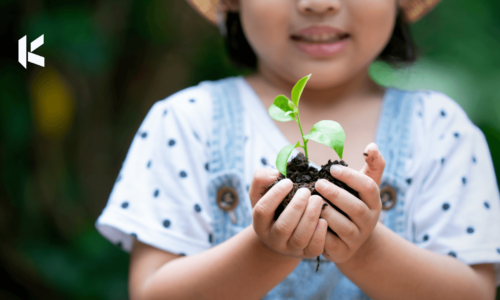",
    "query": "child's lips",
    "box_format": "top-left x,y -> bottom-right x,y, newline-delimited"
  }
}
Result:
290,32 -> 350,43
291,35 -> 350,58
